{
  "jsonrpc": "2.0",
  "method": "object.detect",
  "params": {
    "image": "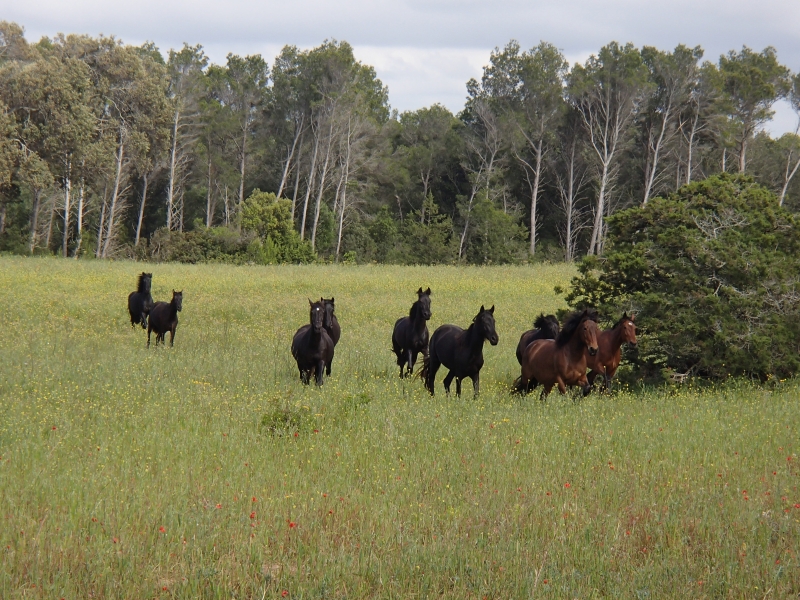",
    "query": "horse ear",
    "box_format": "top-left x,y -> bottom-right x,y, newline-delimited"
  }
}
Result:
417,287 -> 423,295
425,287 -> 431,295
489,305 -> 495,314
330,297 -> 334,305
309,298 -> 313,306
480,305 -> 485,313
